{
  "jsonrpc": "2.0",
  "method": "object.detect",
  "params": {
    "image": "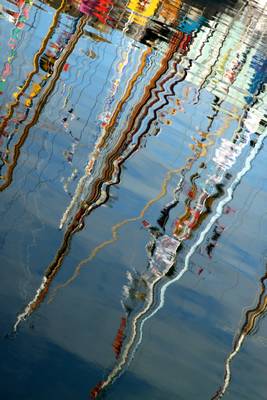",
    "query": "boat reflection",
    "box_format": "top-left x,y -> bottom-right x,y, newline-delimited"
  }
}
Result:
89,75 -> 266,400
13,0 -> 210,330
0,0 -> 88,190
212,262 -> 267,399
1,0 -> 265,397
